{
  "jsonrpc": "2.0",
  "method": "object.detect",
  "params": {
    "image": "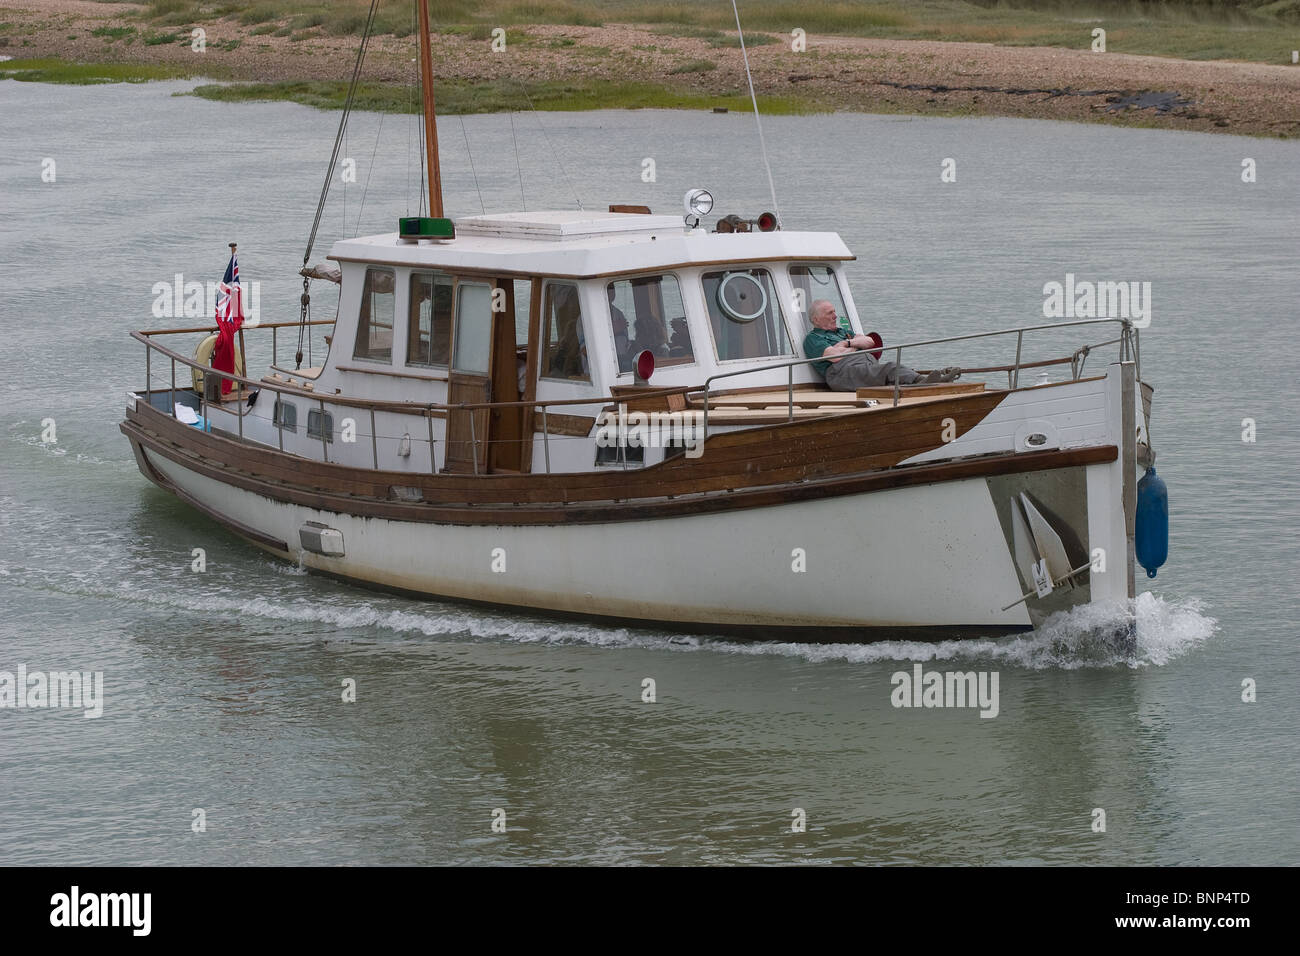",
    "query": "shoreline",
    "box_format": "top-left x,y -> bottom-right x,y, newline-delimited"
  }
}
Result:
3,3 -> 1300,137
